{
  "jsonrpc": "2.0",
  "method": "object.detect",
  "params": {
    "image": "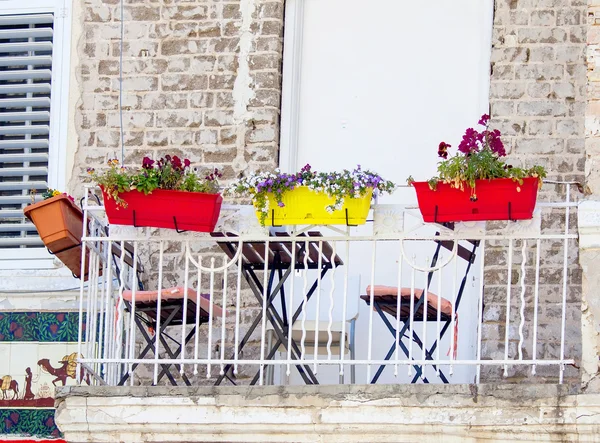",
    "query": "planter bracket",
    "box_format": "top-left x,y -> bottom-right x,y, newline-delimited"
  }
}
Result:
271,210 -> 282,228
172,216 -> 188,234
132,210 -> 190,233
345,209 -> 358,227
